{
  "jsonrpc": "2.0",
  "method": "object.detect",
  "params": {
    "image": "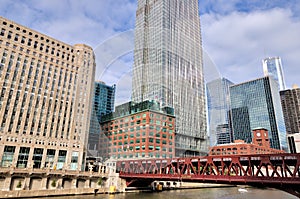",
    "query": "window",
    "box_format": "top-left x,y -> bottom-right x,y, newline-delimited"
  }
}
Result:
32,148 -> 43,168
0,28 -> 5,36
17,147 -> 30,168
1,146 -> 15,167
7,31 -> 12,39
